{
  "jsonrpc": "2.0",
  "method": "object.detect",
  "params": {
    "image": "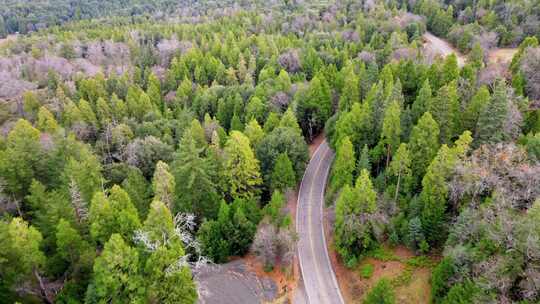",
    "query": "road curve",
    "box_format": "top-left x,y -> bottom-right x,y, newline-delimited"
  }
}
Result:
423,32 -> 466,67
296,140 -> 345,304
